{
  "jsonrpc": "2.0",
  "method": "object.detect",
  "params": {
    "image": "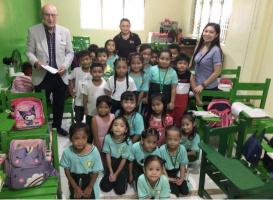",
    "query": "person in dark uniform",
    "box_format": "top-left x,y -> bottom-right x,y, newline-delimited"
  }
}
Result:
113,18 -> 141,59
